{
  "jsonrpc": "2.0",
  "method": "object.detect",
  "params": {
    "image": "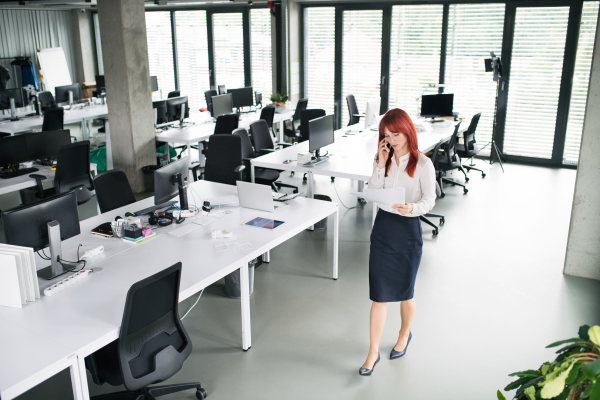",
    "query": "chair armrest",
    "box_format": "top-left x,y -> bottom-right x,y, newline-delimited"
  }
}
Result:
29,174 -> 47,197
275,142 -> 293,148
234,165 -> 246,173
30,174 -> 47,181
352,114 -> 365,118
258,148 -> 276,156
